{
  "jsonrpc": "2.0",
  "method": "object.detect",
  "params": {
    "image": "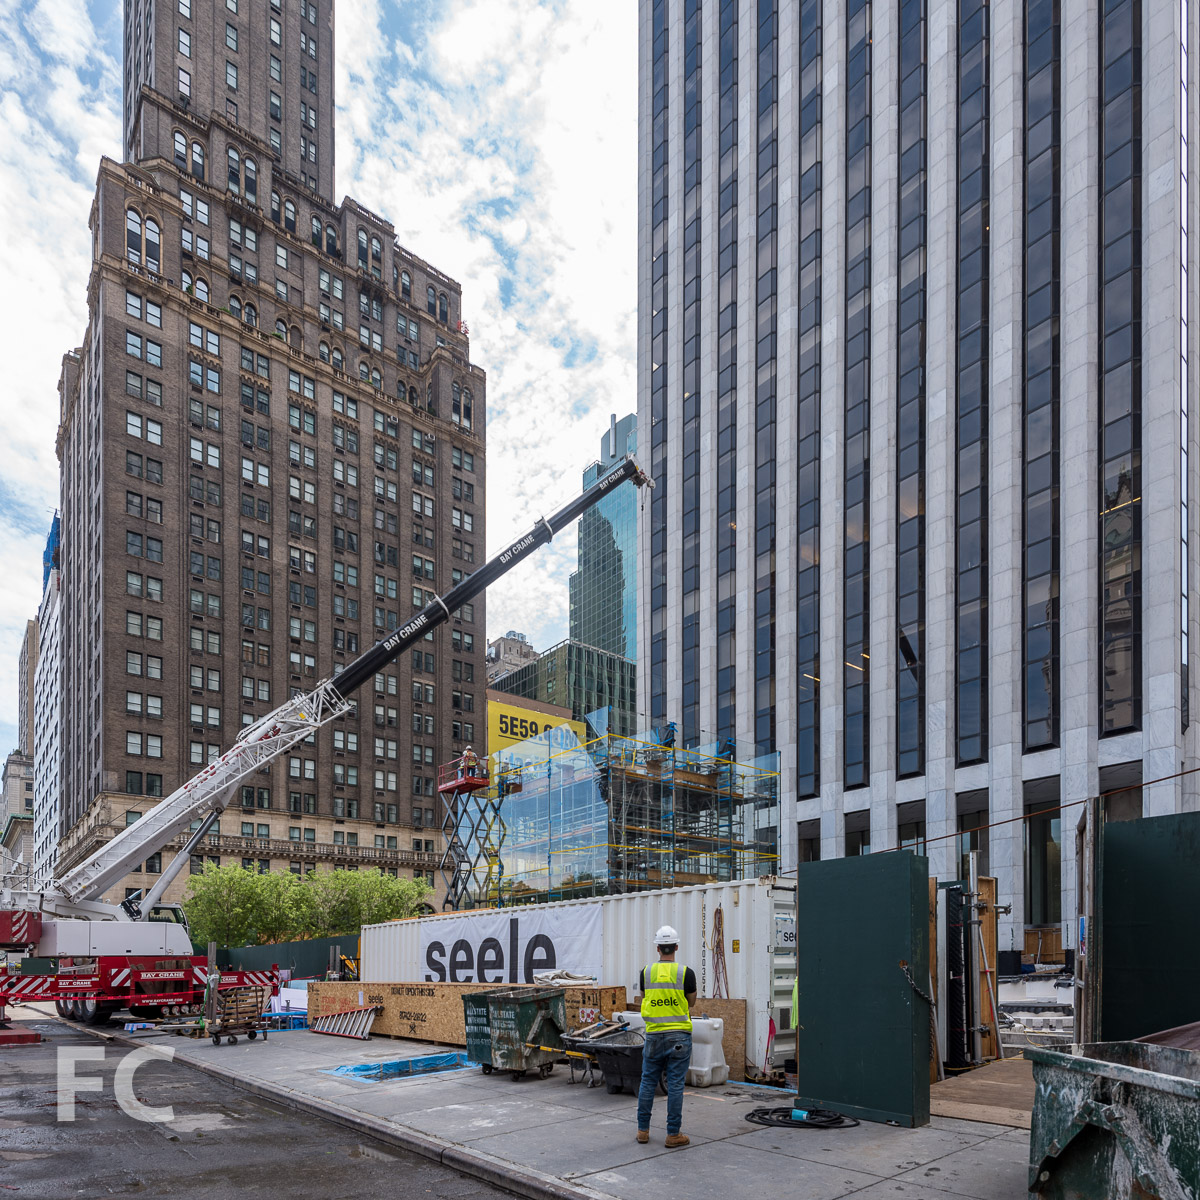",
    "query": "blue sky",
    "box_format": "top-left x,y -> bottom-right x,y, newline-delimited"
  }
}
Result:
0,0 -> 637,755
